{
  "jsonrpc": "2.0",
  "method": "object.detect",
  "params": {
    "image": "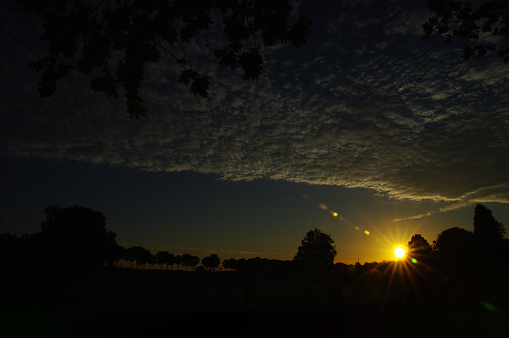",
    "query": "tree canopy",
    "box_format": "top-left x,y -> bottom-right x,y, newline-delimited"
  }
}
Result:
156,250 -> 175,270
294,228 -> 336,267
41,204 -> 117,269
202,253 -> 221,271
473,203 -> 506,242
432,226 -> 474,260
16,0 -> 312,117
407,234 -> 431,257
423,0 -> 509,64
